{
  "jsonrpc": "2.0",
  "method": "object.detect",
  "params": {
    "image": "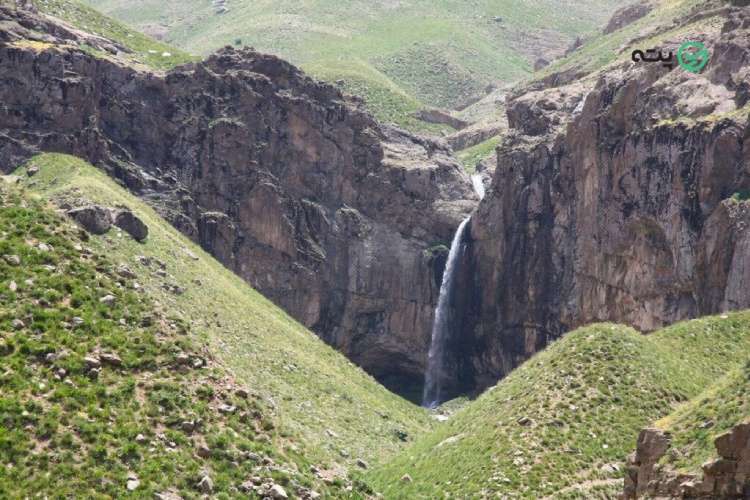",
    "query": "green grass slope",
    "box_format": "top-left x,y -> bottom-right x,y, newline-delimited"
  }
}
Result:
456,0 -> 726,137
366,314 -> 750,498
654,360 -> 750,475
35,0 -> 198,70
80,0 -> 630,125
14,154 -> 435,485
0,179 -> 340,497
